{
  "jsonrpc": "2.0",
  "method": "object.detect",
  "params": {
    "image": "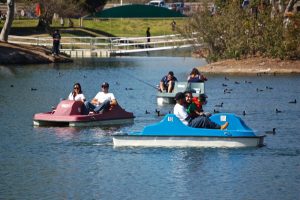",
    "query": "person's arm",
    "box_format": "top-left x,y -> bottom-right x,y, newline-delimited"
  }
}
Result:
67,92 -> 73,100
109,93 -> 118,106
91,98 -> 98,105
80,94 -> 86,102
110,99 -> 118,106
